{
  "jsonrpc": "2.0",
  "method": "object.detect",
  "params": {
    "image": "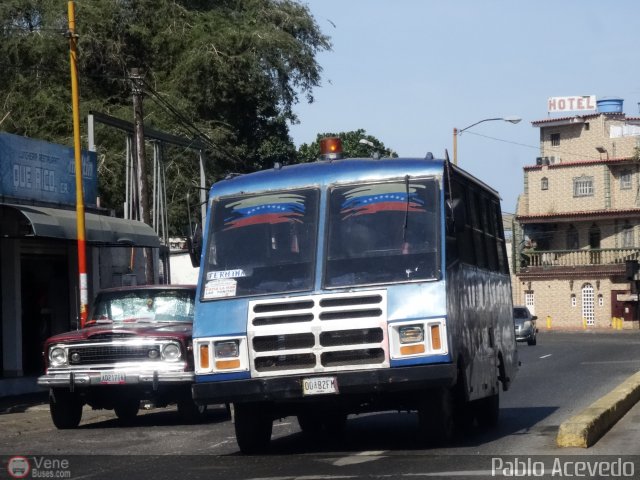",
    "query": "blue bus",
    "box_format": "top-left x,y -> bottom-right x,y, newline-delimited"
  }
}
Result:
191,140 -> 518,453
